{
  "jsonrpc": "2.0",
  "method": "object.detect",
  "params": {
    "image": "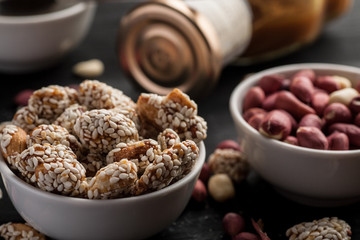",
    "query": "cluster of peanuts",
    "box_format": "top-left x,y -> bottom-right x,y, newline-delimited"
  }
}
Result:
243,69 -> 360,150
0,80 -> 207,199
